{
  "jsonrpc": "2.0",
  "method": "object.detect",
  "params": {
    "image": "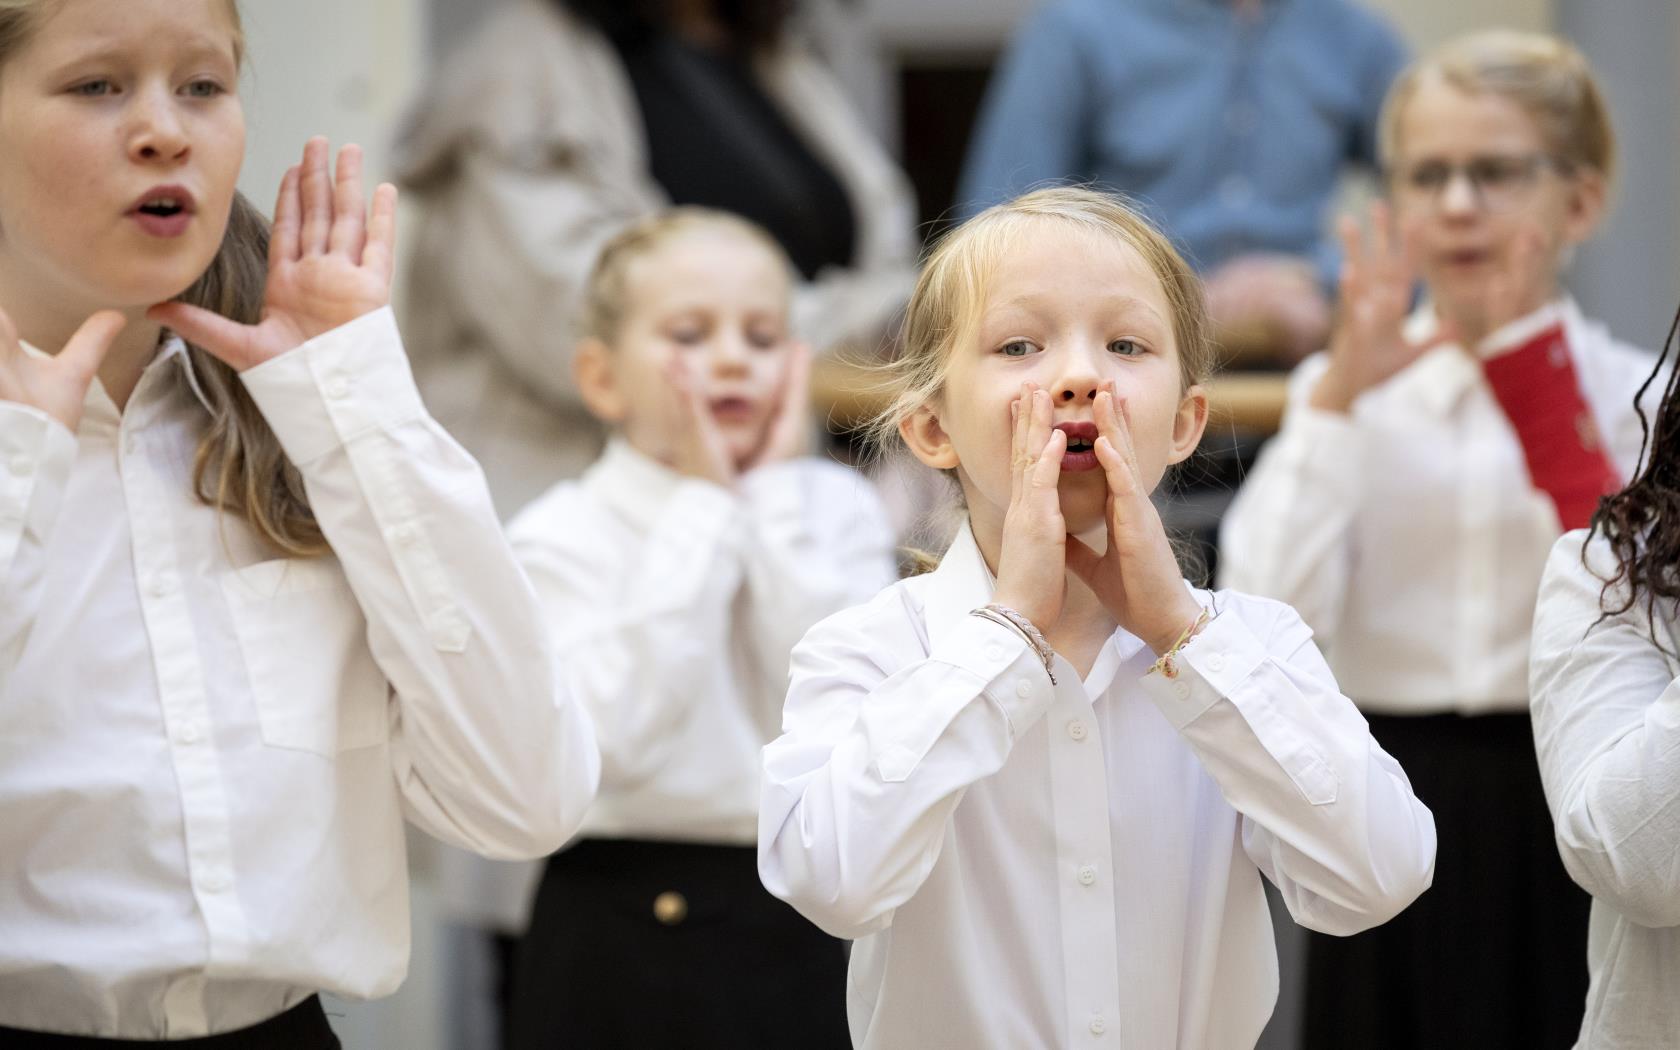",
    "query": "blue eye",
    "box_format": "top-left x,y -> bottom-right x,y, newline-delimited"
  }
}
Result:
1108,339 -> 1142,357
71,80 -> 115,97
184,79 -> 226,98
999,340 -> 1039,358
